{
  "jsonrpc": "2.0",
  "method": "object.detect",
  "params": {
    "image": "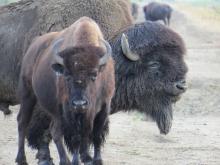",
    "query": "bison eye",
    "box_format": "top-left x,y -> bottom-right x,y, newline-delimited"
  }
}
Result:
90,72 -> 97,81
51,63 -> 64,75
148,61 -> 160,69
